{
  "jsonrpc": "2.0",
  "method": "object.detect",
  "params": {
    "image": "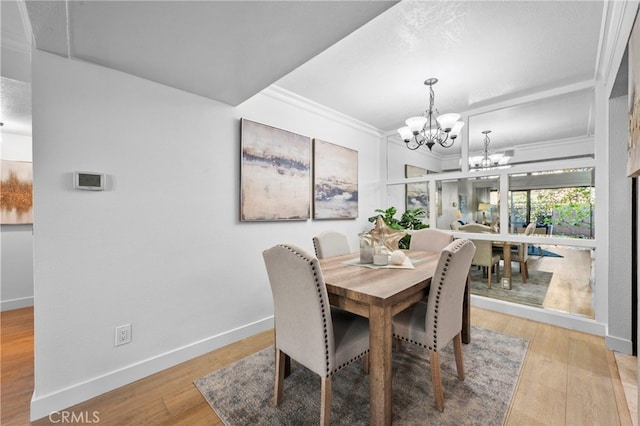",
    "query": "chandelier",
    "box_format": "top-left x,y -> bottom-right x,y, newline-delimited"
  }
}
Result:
397,78 -> 464,151
469,130 -> 511,169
